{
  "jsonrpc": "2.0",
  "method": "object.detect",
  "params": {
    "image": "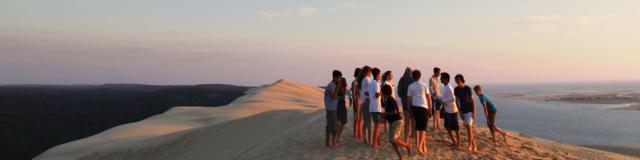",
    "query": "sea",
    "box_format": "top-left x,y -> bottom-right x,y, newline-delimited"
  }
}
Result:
475,82 -> 640,146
